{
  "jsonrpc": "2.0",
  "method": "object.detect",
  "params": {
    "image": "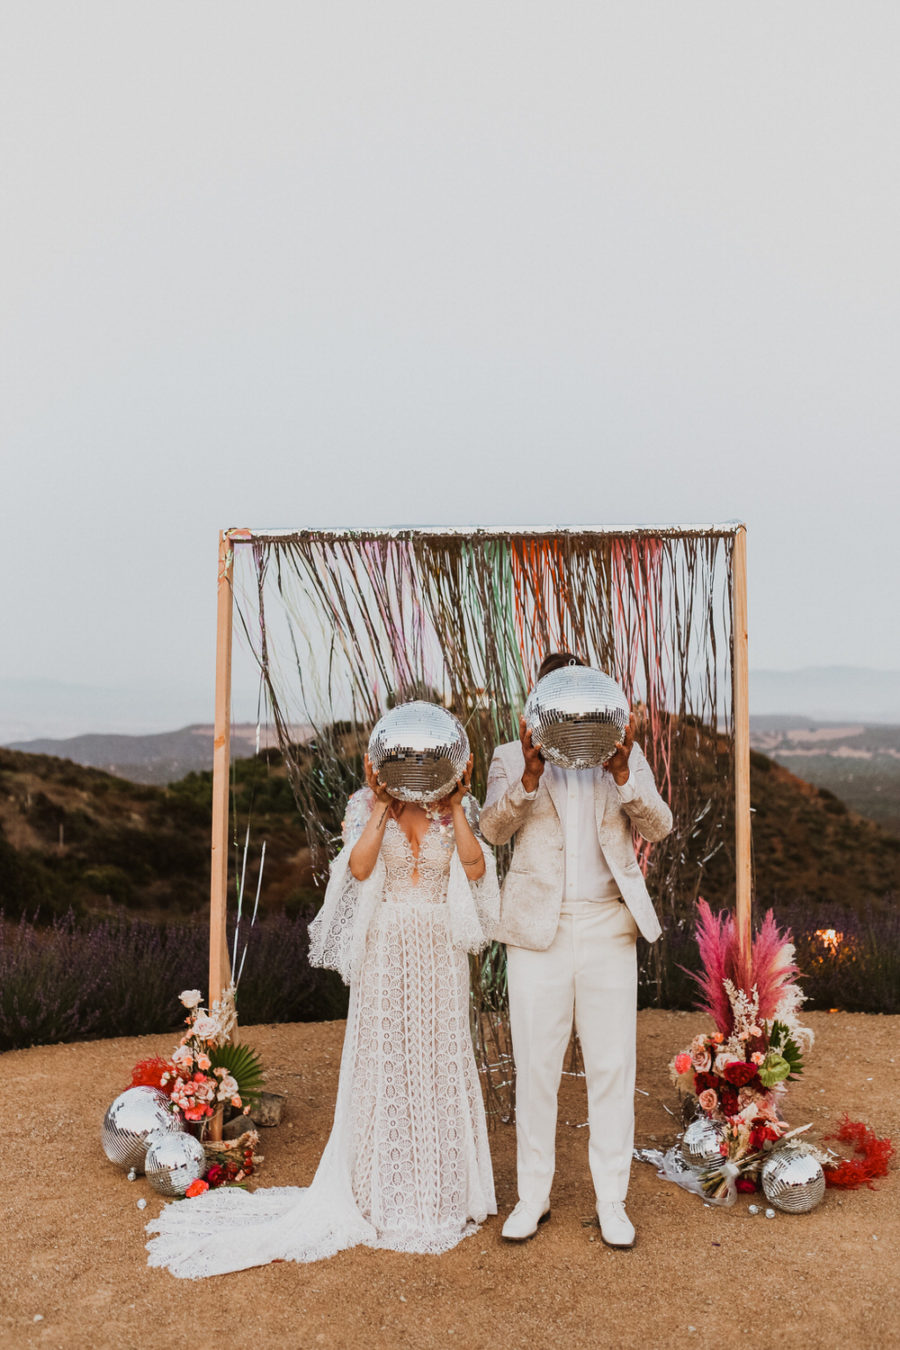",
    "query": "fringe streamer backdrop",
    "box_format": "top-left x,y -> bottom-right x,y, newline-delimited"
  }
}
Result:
229,527 -> 740,1119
